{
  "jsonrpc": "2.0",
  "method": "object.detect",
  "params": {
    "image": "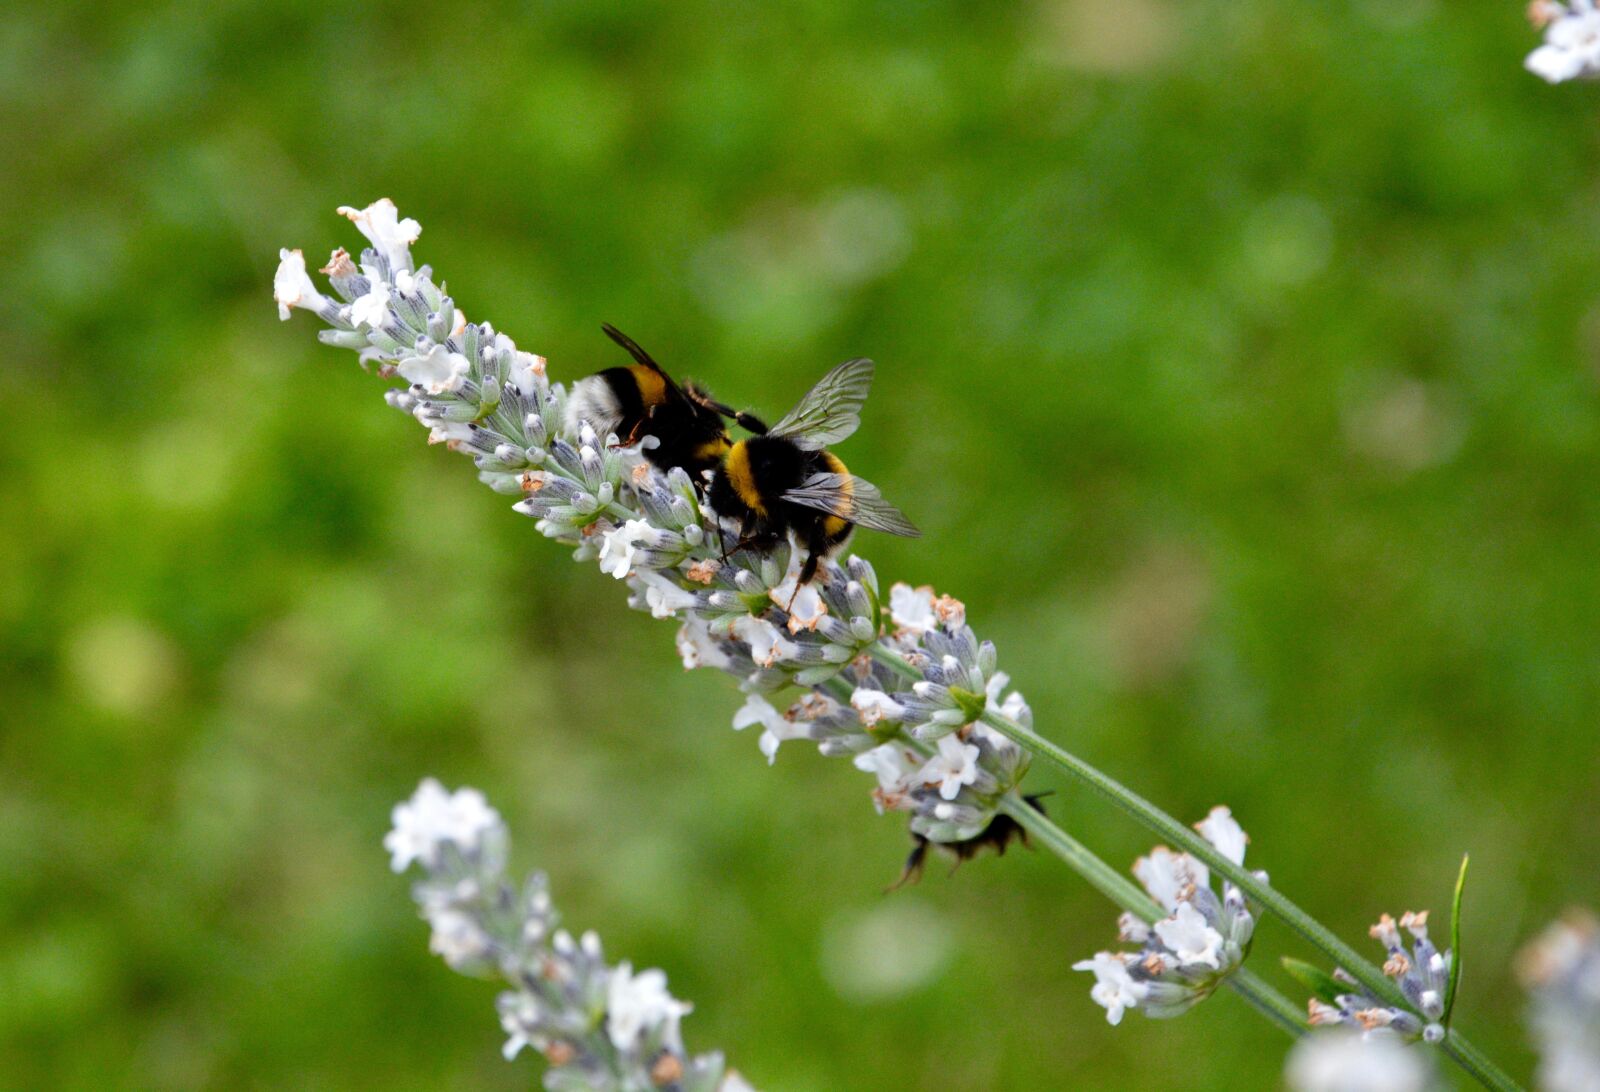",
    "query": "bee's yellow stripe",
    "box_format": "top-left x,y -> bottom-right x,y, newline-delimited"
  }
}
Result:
820,451 -> 852,535
694,437 -> 731,462
725,441 -> 767,515
628,365 -> 668,407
